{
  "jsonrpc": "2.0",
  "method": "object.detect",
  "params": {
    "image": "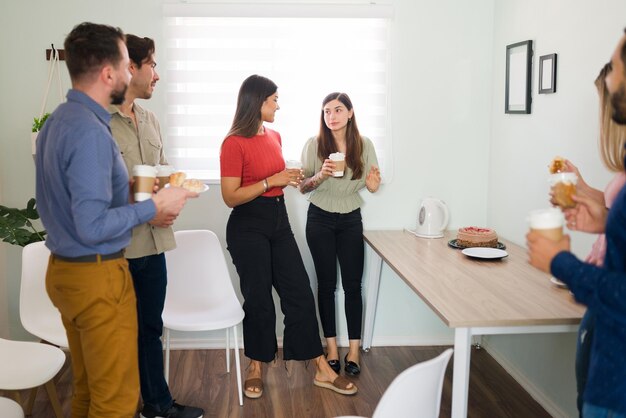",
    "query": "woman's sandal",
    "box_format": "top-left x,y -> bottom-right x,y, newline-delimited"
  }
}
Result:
344,354 -> 361,376
244,377 -> 264,399
313,375 -> 358,395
